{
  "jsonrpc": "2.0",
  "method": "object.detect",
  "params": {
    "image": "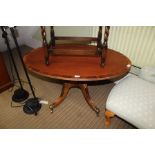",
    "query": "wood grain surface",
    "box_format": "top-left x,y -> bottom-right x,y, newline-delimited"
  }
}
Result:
24,47 -> 131,81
